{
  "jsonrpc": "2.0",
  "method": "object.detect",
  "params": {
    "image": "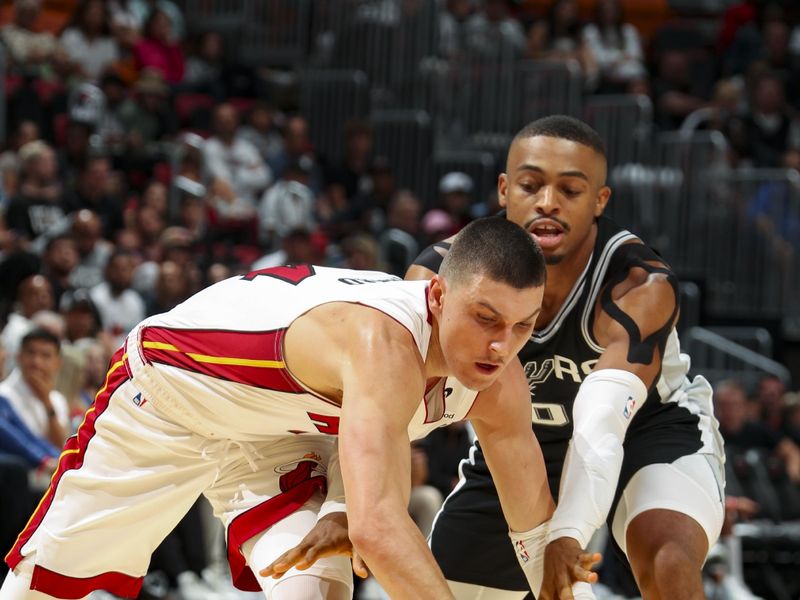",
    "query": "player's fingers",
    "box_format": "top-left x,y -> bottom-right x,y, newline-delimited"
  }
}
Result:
259,547 -> 304,577
578,552 -> 602,568
571,564 -> 598,584
352,551 -> 369,579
